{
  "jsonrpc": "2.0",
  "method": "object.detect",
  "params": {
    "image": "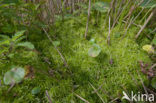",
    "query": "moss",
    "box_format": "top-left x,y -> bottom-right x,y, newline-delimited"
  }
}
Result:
0,17 -> 151,103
